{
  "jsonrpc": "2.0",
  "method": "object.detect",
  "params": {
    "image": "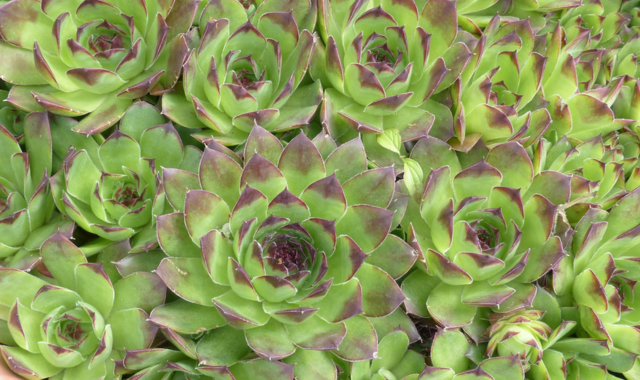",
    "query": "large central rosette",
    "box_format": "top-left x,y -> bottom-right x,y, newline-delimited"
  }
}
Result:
0,0 -> 198,134
162,0 -> 321,145
153,127 -> 417,379
401,138 -> 566,332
